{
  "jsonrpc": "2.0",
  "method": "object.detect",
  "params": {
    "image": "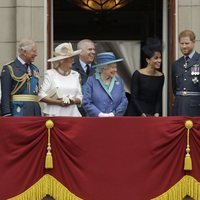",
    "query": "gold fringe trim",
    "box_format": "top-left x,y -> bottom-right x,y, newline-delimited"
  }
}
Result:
45,120 -> 54,169
152,175 -> 200,200
184,120 -> 193,171
8,174 -> 82,200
